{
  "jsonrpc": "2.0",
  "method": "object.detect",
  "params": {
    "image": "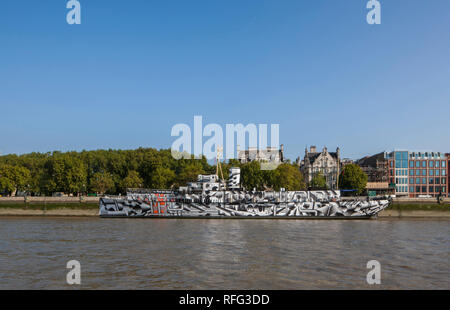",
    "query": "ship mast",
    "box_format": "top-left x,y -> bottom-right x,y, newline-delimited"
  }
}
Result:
216,146 -> 225,184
